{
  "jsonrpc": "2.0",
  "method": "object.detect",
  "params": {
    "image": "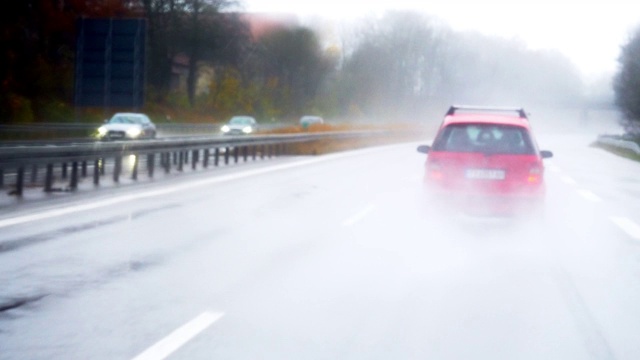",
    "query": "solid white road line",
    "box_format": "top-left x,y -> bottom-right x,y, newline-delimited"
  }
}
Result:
0,146 -> 399,229
560,175 -> 577,185
610,217 -> 640,241
132,312 -> 224,360
342,204 -> 376,227
577,189 -> 602,203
